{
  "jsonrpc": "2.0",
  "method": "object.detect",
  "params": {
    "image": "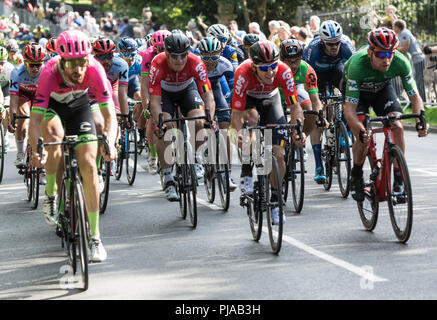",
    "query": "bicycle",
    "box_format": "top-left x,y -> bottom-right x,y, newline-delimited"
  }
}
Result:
203,108 -> 231,211
158,111 -> 208,229
38,134 -> 110,291
283,110 -> 323,213
13,113 -> 41,209
97,156 -> 110,214
239,122 -> 302,254
115,101 -> 137,185
319,93 -> 352,198
356,110 -> 426,243
0,111 -> 4,184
